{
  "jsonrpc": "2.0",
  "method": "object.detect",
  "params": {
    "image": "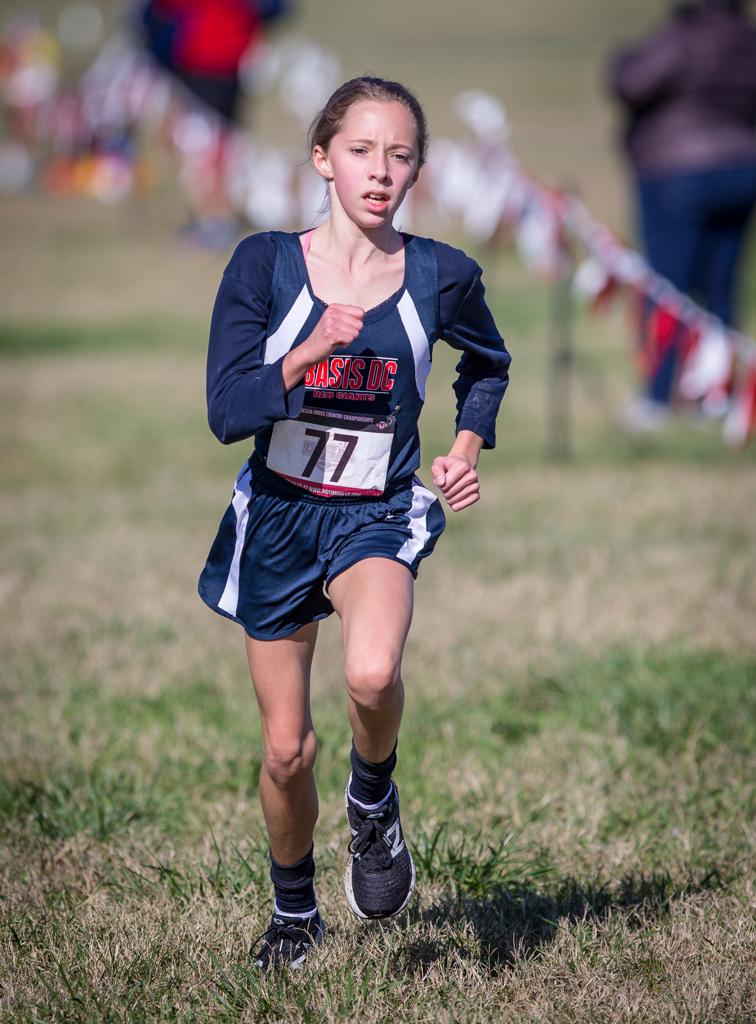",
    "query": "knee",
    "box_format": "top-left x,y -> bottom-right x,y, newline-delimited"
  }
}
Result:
264,729 -> 317,789
345,656 -> 402,712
